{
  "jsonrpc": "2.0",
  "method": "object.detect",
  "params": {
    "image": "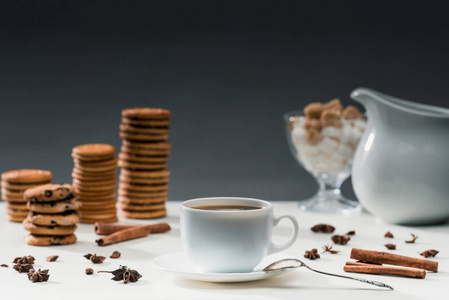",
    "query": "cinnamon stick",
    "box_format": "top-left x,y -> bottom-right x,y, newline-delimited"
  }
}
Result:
350,248 -> 438,272
94,222 -> 170,235
95,226 -> 151,246
344,262 -> 426,279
